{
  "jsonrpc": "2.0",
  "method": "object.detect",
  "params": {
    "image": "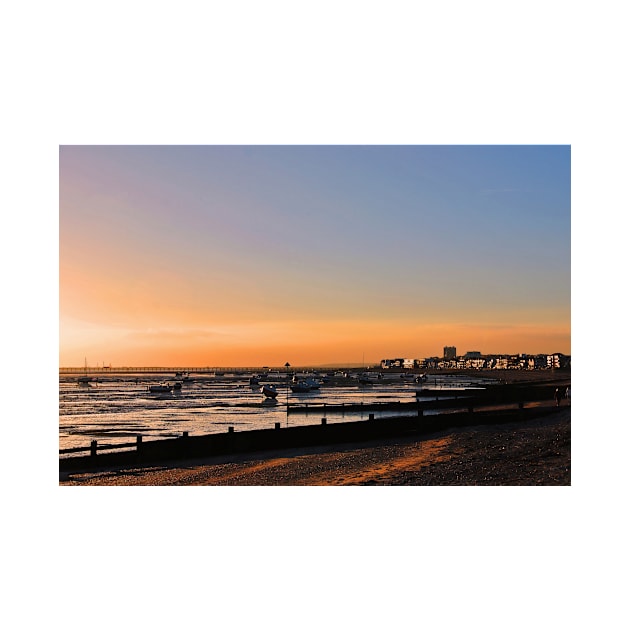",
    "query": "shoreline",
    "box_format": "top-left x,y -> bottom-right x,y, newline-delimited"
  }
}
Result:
60,406 -> 571,486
